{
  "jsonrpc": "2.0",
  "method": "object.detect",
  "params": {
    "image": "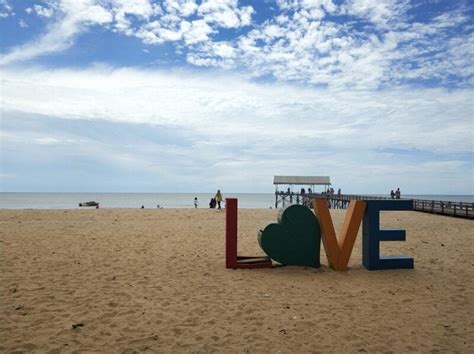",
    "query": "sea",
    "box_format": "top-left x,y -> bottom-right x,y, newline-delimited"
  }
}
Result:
0,193 -> 473,209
